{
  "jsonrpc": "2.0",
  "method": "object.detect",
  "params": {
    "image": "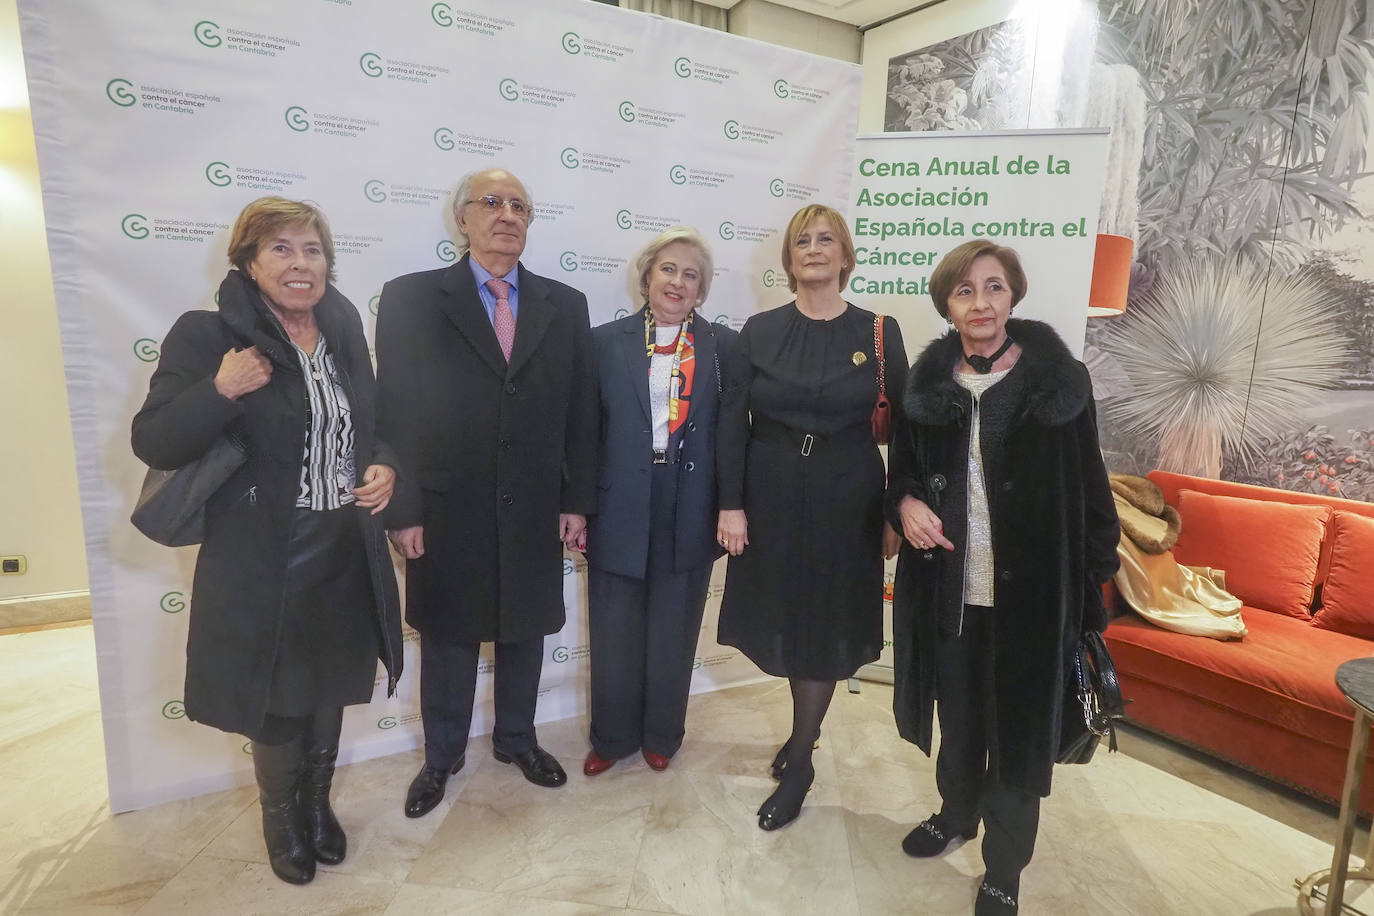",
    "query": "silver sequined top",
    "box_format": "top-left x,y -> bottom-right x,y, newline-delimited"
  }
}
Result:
955,367 -> 1010,608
